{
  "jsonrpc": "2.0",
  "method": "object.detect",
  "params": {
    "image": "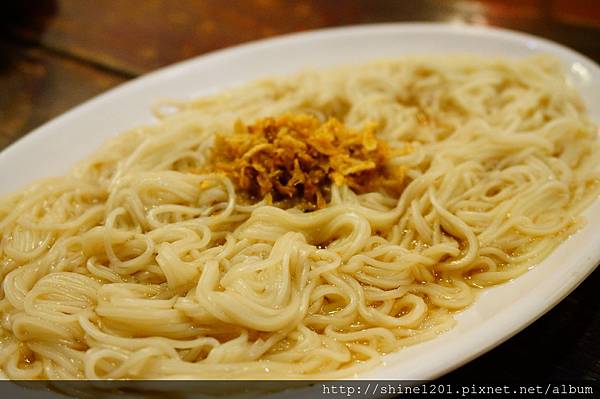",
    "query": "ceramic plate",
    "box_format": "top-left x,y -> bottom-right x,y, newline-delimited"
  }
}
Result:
1,23 -> 599,382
